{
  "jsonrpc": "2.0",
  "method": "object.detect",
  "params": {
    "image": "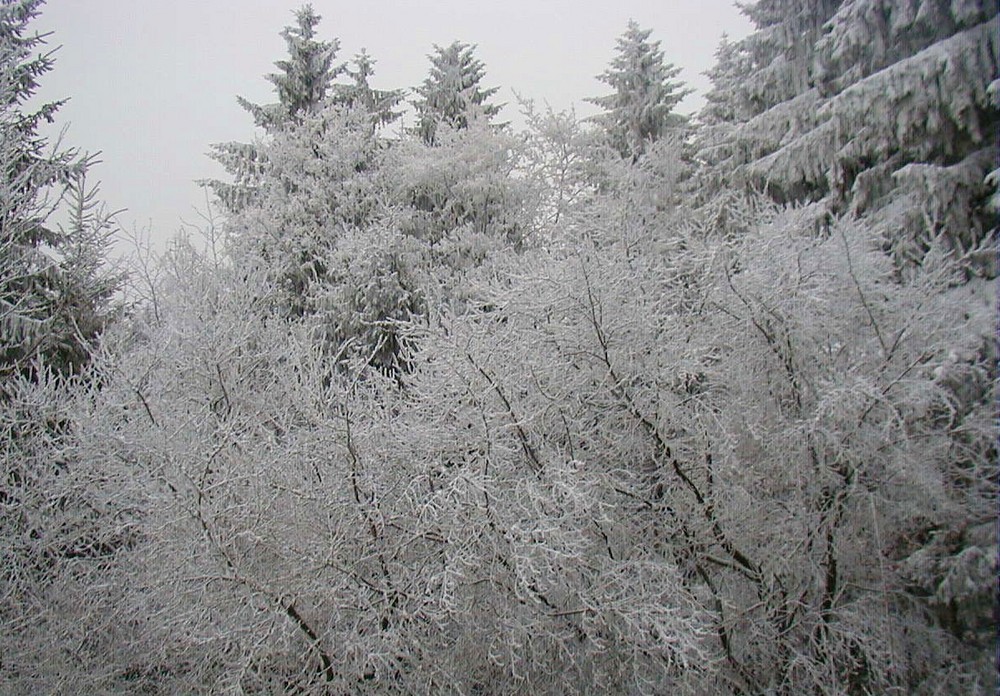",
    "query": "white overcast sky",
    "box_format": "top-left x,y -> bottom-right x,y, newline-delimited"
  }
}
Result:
32,1 -> 751,244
